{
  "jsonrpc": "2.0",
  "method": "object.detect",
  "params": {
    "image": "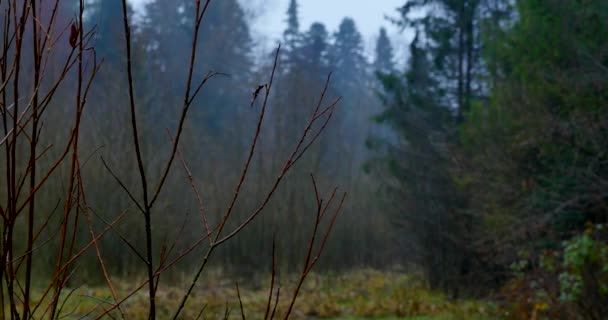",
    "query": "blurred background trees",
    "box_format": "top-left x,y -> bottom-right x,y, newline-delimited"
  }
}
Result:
7,0 -> 394,280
